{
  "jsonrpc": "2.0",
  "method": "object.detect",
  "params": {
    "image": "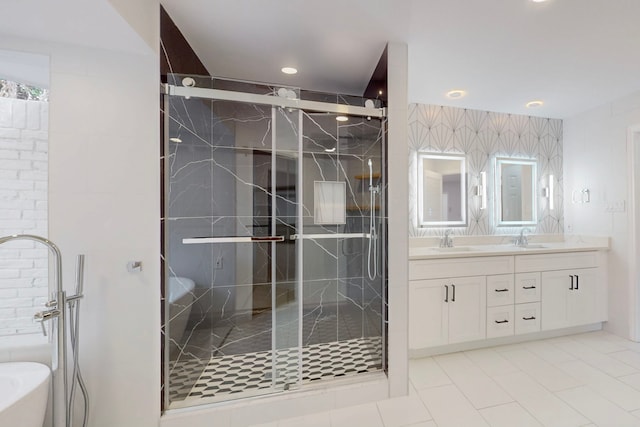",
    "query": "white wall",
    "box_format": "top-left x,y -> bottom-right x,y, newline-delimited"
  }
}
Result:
50,46 -> 159,427
0,3 -> 161,427
387,41 -> 409,397
564,90 -> 640,340
108,0 -> 160,52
